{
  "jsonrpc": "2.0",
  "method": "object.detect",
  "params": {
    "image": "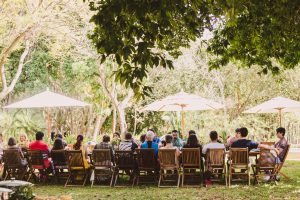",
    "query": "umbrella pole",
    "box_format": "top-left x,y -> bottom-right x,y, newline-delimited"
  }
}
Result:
181,109 -> 184,139
278,108 -> 282,127
47,109 -> 52,141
